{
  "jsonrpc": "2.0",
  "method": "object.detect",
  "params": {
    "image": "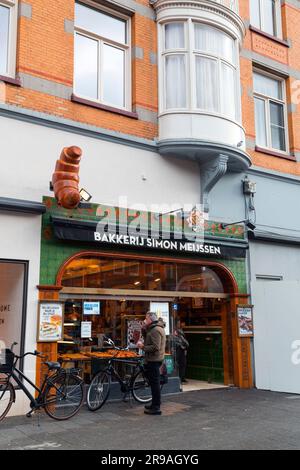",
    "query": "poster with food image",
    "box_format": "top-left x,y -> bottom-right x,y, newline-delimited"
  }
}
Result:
127,319 -> 144,347
237,305 -> 254,337
38,302 -> 63,342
